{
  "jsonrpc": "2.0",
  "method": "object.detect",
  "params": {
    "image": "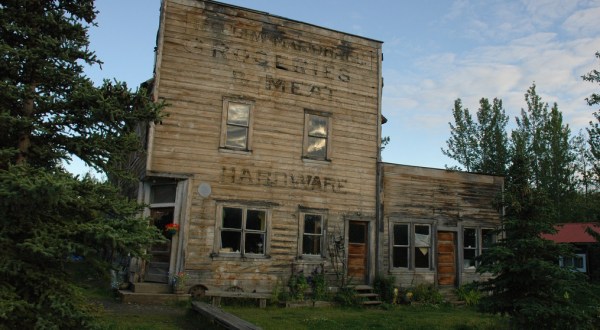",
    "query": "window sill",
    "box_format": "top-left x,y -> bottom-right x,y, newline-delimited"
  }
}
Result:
302,157 -> 331,165
210,252 -> 270,261
389,268 -> 435,273
297,255 -> 326,261
219,147 -> 252,156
